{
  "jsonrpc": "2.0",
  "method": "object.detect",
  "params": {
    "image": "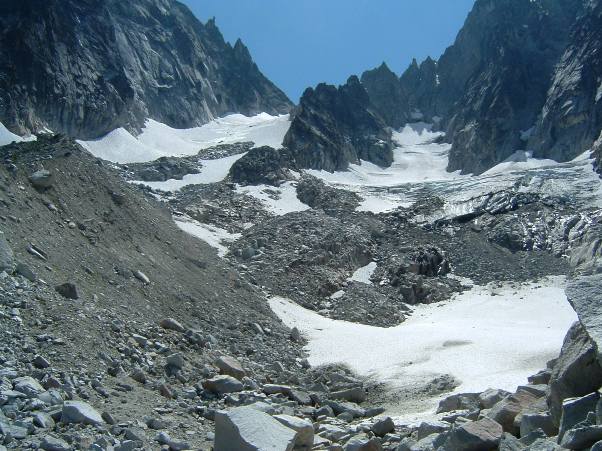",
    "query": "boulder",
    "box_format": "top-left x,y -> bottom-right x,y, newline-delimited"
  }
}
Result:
29,169 -> 54,189
274,414 -> 314,449
216,356 -> 246,380
547,322 -> 602,425
40,435 -> 71,451
229,146 -> 292,186
558,392 -> 600,441
445,417 -> 503,451
54,283 -> 79,300
520,411 -> 556,438
371,416 -> 395,437
344,434 -> 383,451
0,232 -> 15,273
416,421 -> 449,440
13,376 -> 44,396
330,386 -> 367,403
214,406 -> 296,451
487,388 -> 539,434
202,375 -> 244,394
61,400 -> 104,425
560,425 -> 602,450
566,273 -> 602,356
479,388 -> 511,409
437,392 -> 481,413
498,432 -> 524,451
159,317 -> 185,332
